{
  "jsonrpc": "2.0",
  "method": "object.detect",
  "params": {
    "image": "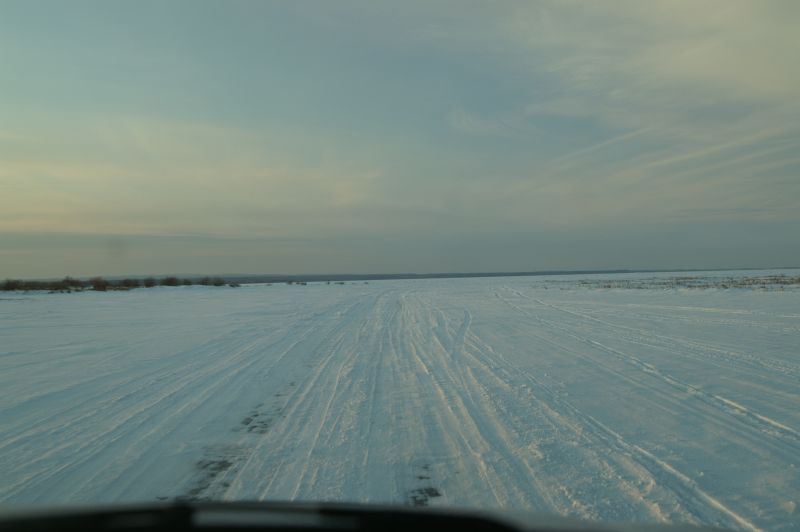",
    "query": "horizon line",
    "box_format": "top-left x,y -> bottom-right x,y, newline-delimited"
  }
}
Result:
7,266 -> 799,283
